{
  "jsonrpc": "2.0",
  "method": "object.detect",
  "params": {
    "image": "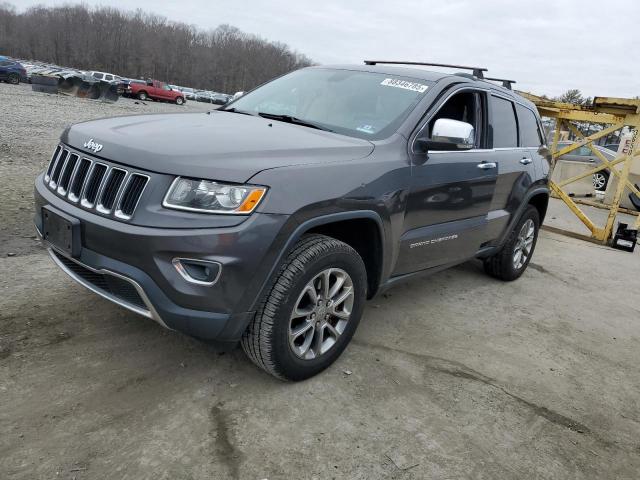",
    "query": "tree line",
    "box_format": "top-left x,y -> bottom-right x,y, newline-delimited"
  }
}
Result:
0,2 -> 313,93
